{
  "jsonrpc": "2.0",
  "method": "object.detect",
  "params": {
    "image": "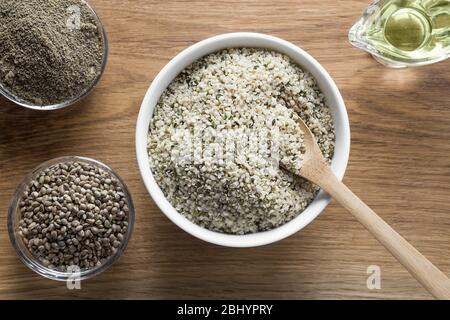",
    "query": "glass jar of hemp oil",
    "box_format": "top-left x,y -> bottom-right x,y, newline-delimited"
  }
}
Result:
349,0 -> 450,68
